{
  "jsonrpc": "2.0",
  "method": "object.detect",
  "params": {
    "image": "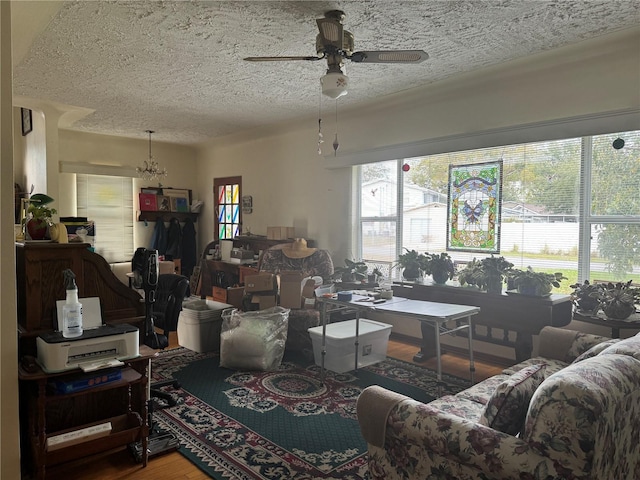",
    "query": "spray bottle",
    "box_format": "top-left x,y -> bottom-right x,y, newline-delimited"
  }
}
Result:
62,269 -> 83,338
